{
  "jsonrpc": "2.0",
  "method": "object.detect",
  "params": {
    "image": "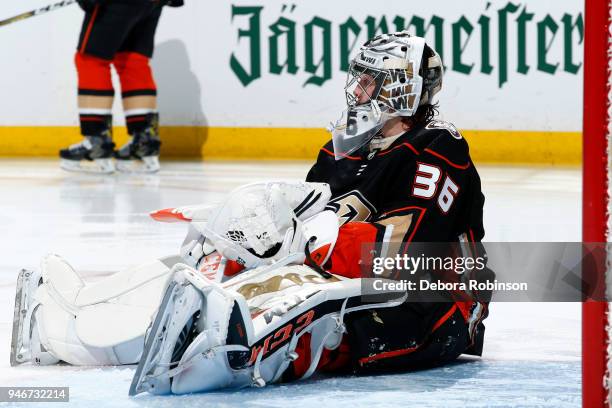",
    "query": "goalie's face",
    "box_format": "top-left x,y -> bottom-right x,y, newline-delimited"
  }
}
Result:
353,74 -> 377,104
329,62 -> 392,160
345,63 -> 386,108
